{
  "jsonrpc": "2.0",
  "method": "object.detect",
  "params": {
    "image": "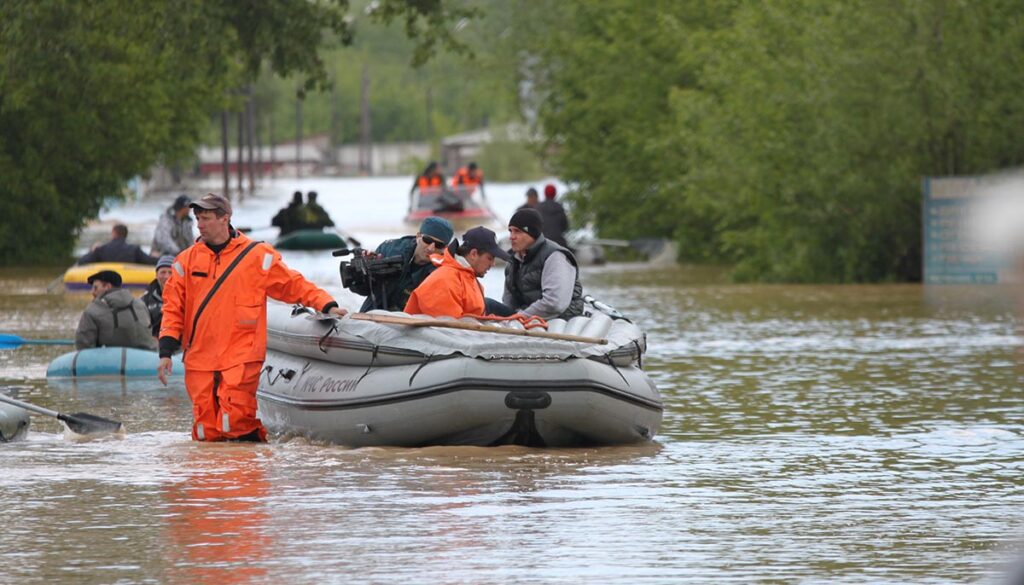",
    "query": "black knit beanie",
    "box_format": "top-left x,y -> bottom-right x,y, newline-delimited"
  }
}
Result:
509,208 -> 543,240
